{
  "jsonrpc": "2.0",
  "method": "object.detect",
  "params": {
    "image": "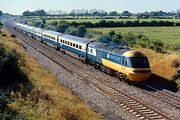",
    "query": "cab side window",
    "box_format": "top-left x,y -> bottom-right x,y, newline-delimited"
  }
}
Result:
123,57 -> 127,66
